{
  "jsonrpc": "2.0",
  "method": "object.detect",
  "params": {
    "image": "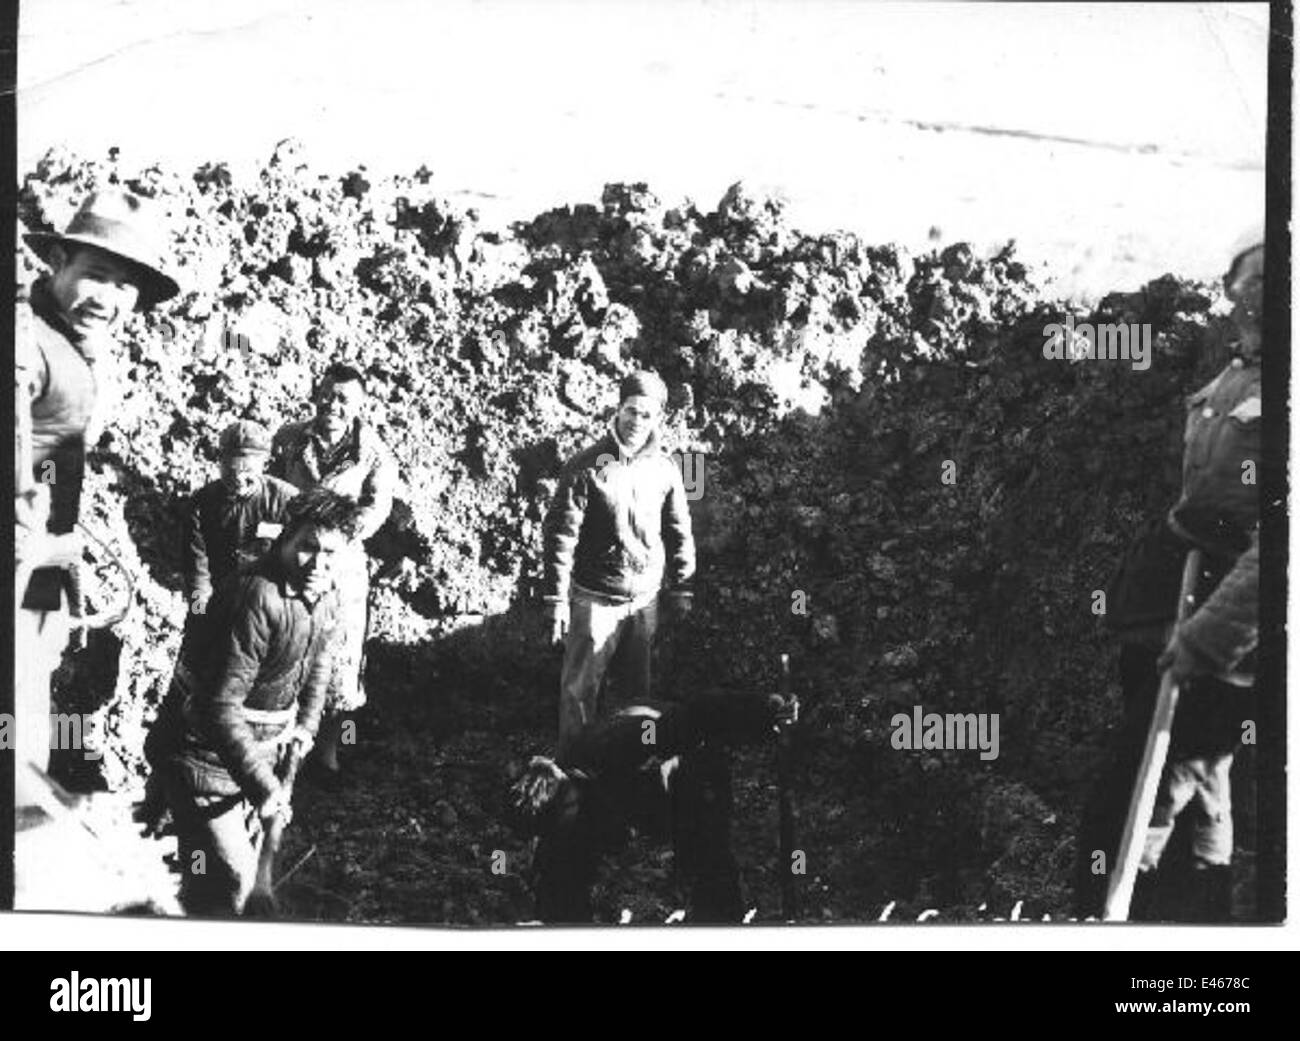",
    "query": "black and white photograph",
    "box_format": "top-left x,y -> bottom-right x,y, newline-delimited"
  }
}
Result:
4,0 -> 1289,953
